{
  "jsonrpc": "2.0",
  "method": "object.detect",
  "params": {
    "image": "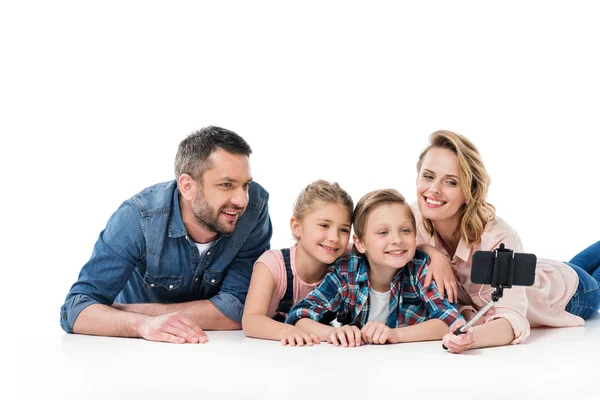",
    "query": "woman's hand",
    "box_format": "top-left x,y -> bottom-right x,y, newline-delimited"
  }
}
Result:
442,319 -> 475,353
